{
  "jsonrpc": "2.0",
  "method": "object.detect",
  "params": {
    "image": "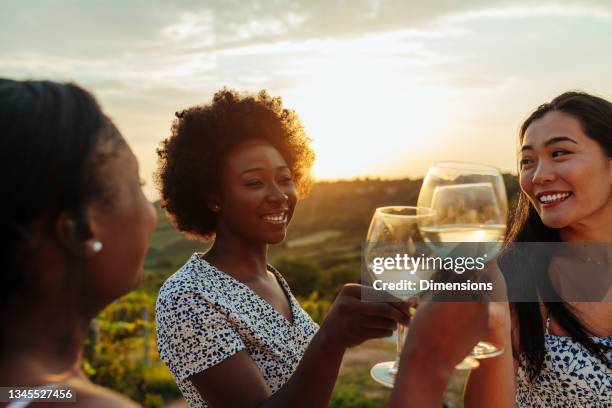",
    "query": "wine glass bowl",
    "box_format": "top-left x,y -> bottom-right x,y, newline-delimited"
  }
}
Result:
365,206 -> 435,387
417,162 -> 508,366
